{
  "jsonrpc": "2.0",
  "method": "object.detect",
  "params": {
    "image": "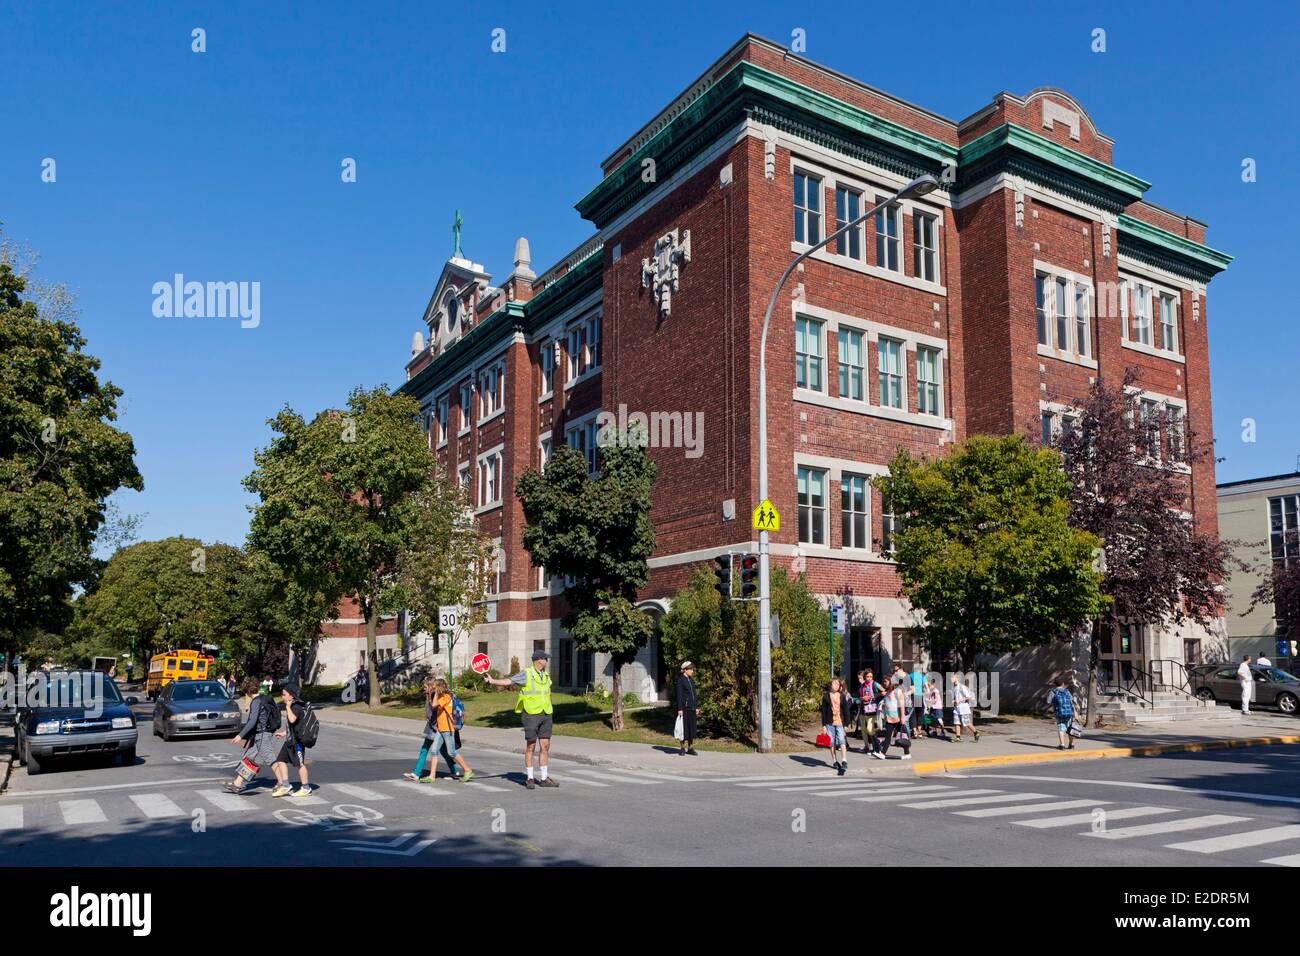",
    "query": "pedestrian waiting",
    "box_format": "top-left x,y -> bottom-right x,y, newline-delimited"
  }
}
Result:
820,677 -> 853,775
